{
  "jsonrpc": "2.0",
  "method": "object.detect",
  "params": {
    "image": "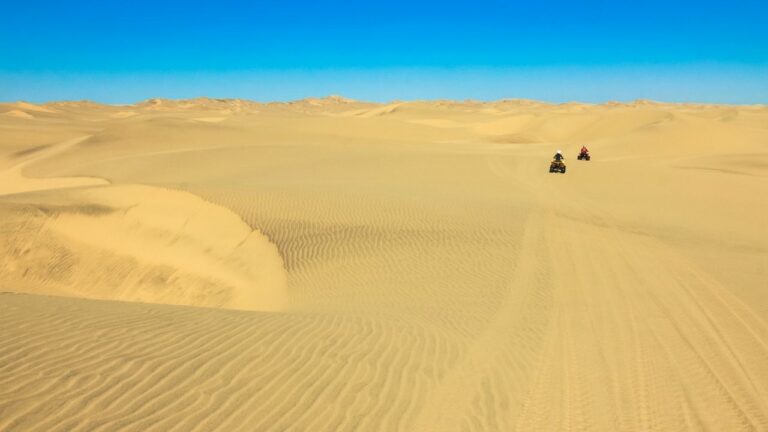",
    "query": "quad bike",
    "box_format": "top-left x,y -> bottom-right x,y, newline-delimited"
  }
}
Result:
577,151 -> 591,161
549,160 -> 566,173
